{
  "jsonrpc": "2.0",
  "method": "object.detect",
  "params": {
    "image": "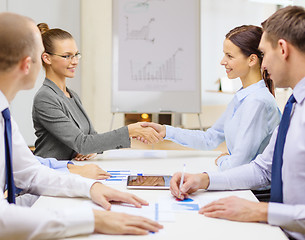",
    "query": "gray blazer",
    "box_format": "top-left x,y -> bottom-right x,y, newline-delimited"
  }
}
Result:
33,78 -> 130,160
